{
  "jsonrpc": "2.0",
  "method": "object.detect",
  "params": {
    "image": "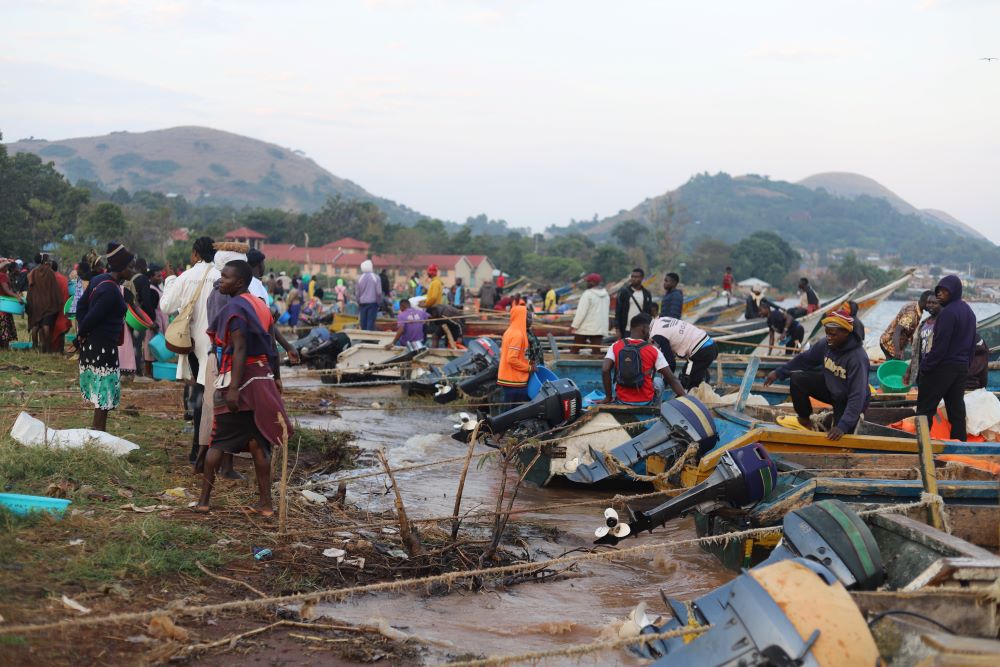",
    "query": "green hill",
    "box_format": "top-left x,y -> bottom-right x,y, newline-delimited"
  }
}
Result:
571,172 -> 997,269
5,126 -> 425,225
